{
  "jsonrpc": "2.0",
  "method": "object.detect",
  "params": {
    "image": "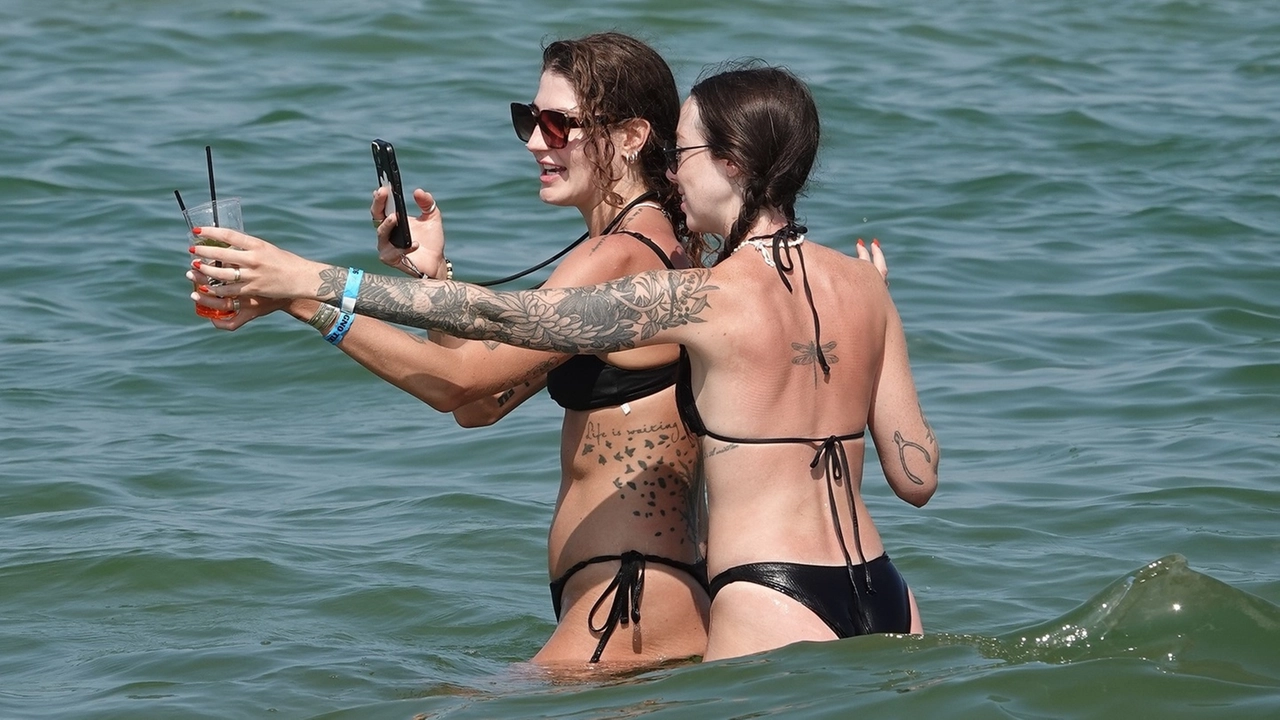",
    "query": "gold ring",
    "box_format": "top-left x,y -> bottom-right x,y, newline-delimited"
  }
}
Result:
372,218 -> 380,228
232,298 -> 241,313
